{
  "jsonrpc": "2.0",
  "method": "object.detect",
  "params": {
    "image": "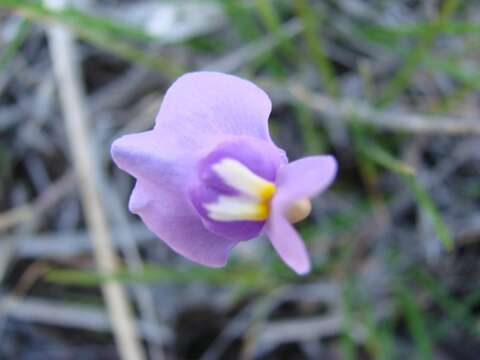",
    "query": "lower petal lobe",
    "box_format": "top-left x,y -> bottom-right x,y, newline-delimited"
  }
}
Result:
130,179 -> 238,267
264,155 -> 338,274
